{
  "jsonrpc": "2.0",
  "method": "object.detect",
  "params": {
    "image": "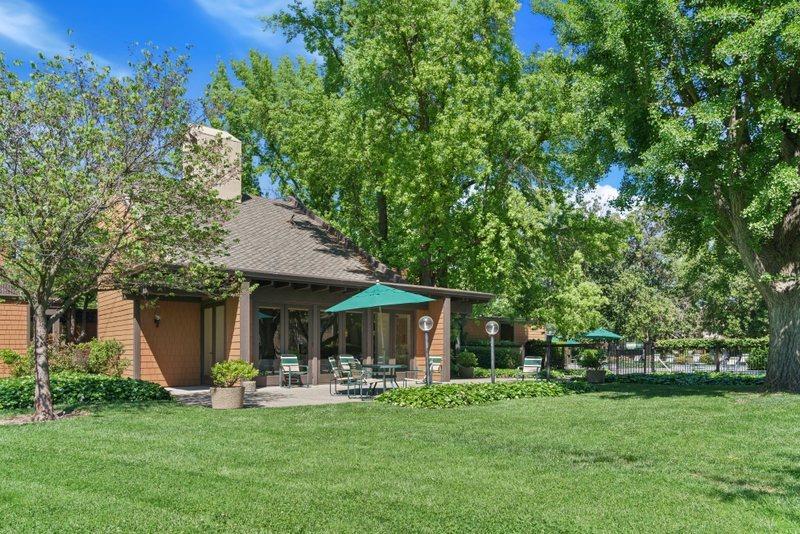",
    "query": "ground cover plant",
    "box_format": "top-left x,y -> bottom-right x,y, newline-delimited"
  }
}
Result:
0,373 -> 170,410
1,383 -> 798,531
376,381 -> 592,408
